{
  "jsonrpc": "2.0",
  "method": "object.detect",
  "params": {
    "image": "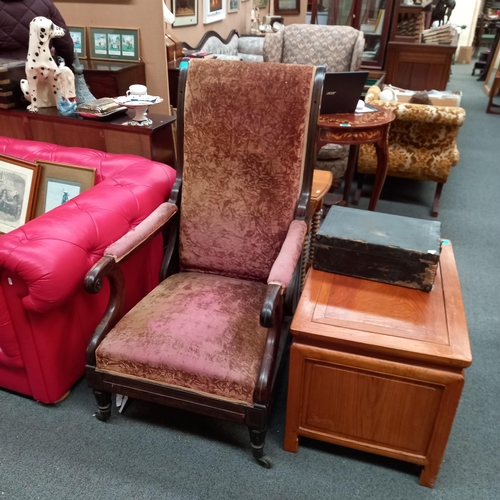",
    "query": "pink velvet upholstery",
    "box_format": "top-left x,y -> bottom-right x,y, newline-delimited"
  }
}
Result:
96,273 -> 268,405
179,60 -> 314,282
105,202 -> 178,262
267,220 -> 307,288
0,137 -> 176,403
